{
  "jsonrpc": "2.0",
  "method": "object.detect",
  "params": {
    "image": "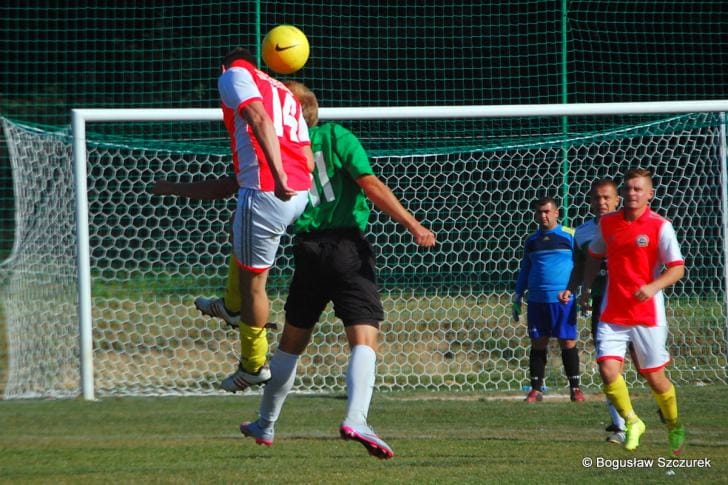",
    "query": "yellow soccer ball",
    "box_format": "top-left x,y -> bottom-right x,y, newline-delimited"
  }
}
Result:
261,25 -> 310,75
